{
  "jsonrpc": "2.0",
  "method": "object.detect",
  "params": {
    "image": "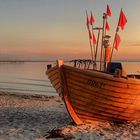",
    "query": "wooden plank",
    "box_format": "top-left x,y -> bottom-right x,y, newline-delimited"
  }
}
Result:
47,69 -> 59,77
70,97 -> 135,119
66,69 -> 129,88
46,66 -> 57,75
76,111 -> 126,122
67,79 -> 140,106
73,105 -> 130,122
68,81 -> 137,100
77,113 -> 127,123
63,65 -> 140,85
48,72 -> 59,81
48,71 -> 58,79
67,82 -> 140,106
69,87 -> 140,111
77,109 -> 140,122
70,94 -> 138,118
56,87 -> 61,94
69,90 -> 138,113
72,102 -> 136,121
51,78 -> 60,87
54,82 -> 61,90
66,76 -> 140,96
65,70 -> 140,90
